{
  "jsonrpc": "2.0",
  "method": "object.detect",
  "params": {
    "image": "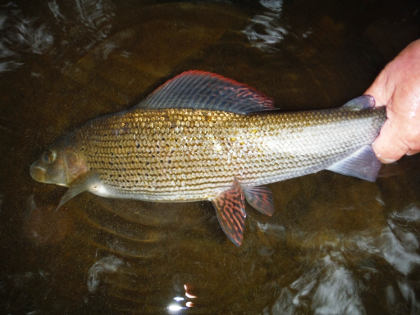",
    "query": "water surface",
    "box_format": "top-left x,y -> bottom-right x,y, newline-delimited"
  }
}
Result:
1,0 -> 419,314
